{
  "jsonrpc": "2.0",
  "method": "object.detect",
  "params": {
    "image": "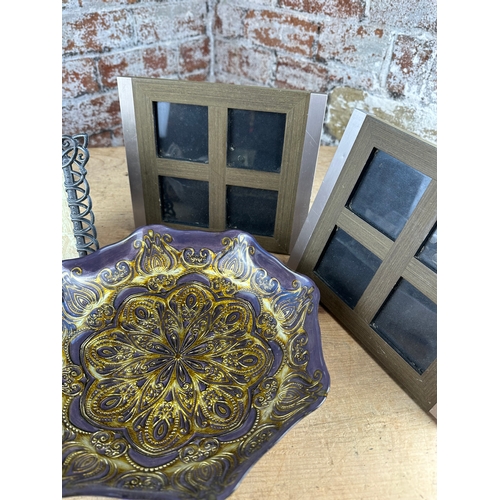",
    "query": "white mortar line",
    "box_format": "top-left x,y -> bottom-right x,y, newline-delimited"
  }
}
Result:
206,0 -> 216,82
